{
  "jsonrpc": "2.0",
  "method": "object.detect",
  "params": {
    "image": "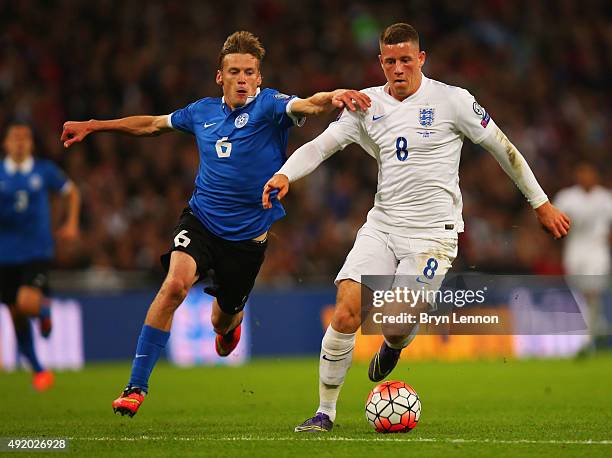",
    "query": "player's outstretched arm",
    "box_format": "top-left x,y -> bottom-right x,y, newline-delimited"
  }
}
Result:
262,129 -> 345,209
291,90 -> 370,116
480,126 -> 570,239
61,115 -> 172,148
56,183 -> 81,241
